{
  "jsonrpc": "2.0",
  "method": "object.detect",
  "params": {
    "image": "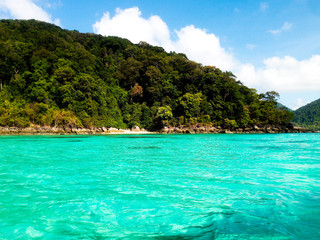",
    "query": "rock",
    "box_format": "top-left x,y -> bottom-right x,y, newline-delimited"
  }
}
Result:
186,129 -> 195,134
108,127 -> 119,133
132,125 -> 140,131
73,128 -> 90,135
225,130 -> 234,134
293,126 -> 307,131
286,123 -> 294,130
266,127 -> 274,133
162,126 -> 169,133
197,127 -> 206,133
208,127 -> 218,133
